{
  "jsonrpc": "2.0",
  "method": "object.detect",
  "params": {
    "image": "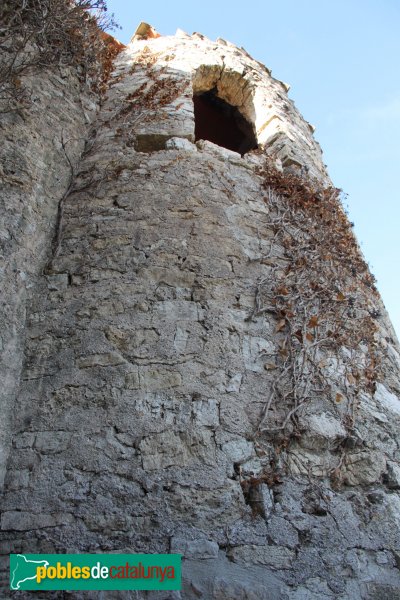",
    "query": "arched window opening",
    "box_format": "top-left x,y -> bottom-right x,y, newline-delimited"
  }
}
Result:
193,88 -> 258,156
